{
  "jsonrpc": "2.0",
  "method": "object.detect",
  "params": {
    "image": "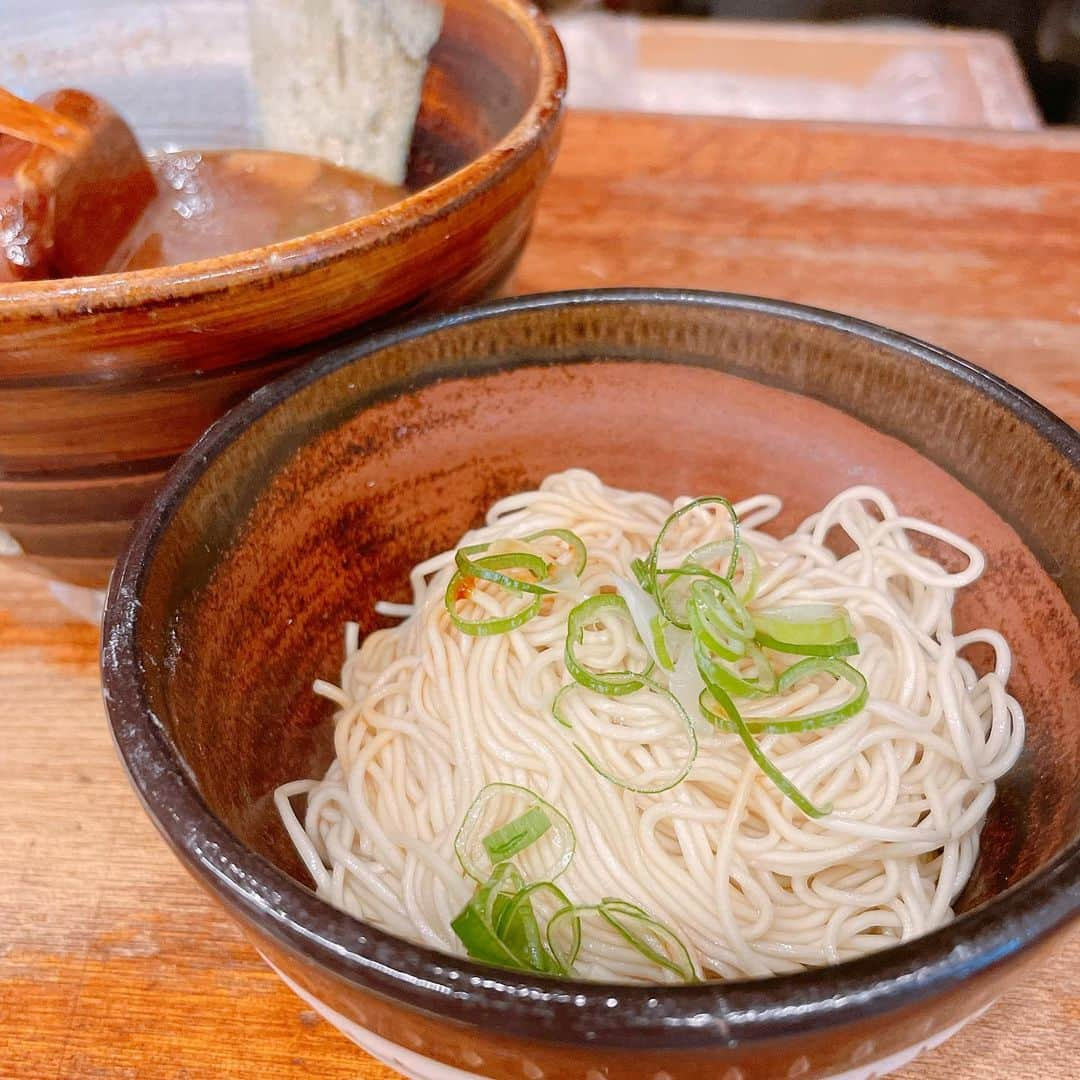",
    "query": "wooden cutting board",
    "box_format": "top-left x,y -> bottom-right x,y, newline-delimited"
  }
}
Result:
1,110 -> 1078,1078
